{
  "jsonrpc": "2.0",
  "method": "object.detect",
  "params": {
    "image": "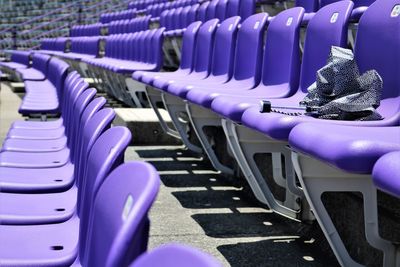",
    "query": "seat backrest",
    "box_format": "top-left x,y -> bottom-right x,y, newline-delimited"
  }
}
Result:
85,161 -> 160,267
206,0 -> 219,20
296,0 -> 319,13
179,21 -> 202,71
231,13 -> 268,86
321,0 -> 375,8
187,4 -> 200,25
216,0 -> 228,20
173,7 -> 184,29
149,28 -> 165,69
226,0 -> 240,17
209,16 -> 241,79
78,127 -> 132,263
129,32 -> 140,60
69,88 -> 97,161
142,30 -> 156,63
192,19 -> 219,75
239,0 -> 255,19
31,53 -> 50,76
11,51 -> 30,66
352,0 -> 375,8
299,0 -> 353,92
198,1 -> 210,21
60,71 -> 81,116
355,0 -> 400,100
75,97 -> 107,191
64,79 -> 89,144
130,244 -> 222,267
166,8 -> 176,30
260,7 -> 304,94
180,5 -> 192,28
47,57 -> 70,100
